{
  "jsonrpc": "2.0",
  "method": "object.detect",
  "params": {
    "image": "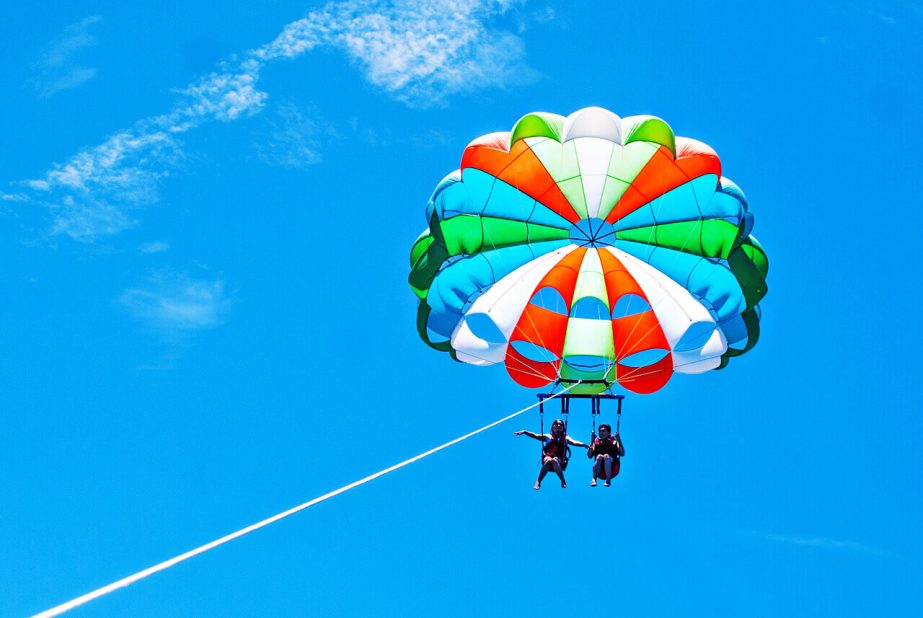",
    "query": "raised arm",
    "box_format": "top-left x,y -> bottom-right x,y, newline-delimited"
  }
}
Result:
514,430 -> 545,442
